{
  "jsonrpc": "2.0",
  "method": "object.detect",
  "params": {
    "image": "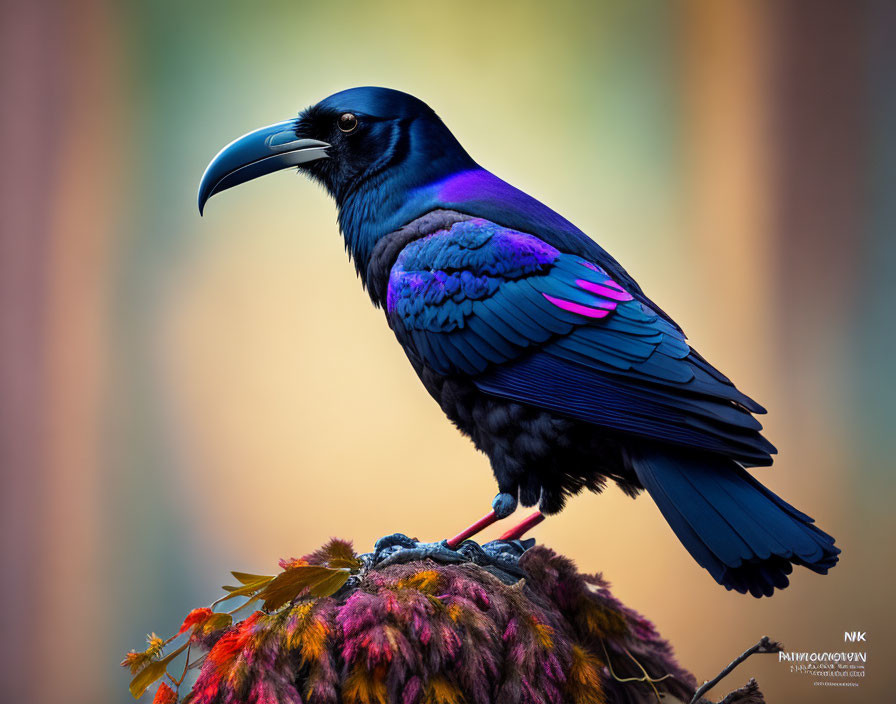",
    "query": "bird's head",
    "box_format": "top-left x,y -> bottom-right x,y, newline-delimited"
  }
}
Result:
198,87 -> 477,270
